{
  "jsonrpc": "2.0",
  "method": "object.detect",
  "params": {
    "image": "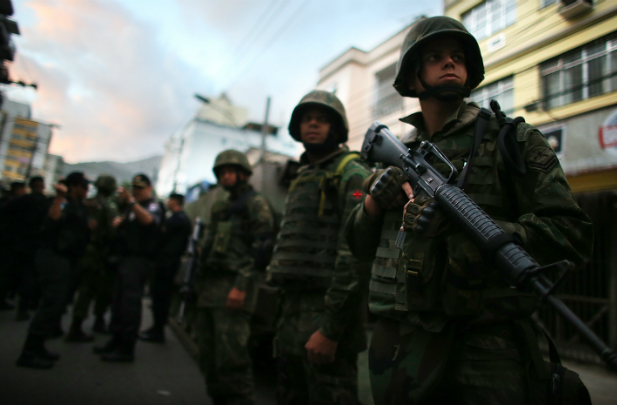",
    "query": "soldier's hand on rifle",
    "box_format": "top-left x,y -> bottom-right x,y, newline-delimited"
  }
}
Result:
112,216 -> 124,228
305,330 -> 338,365
226,287 -> 246,310
403,195 -> 450,237
364,167 -> 413,210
